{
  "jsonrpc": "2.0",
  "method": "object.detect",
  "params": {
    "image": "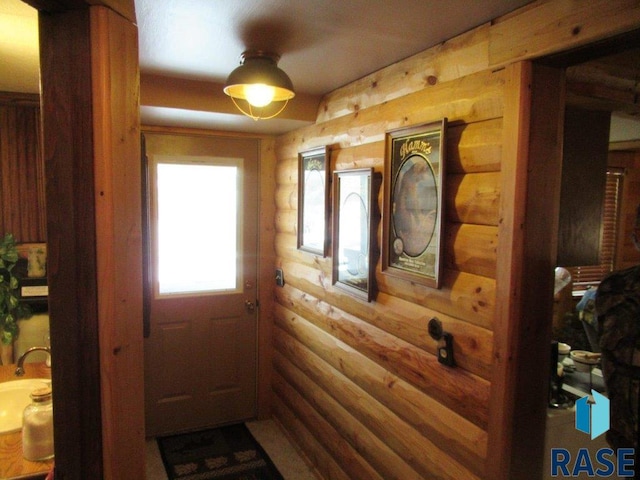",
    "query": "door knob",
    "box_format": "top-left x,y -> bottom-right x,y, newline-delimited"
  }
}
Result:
245,300 -> 256,312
